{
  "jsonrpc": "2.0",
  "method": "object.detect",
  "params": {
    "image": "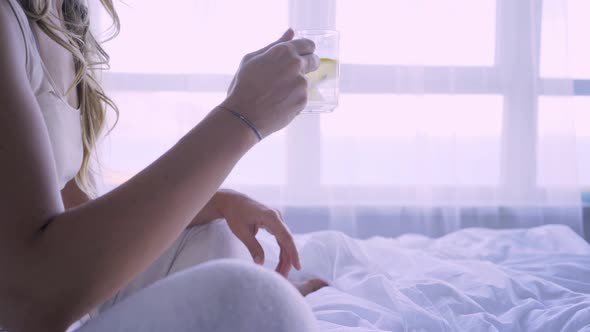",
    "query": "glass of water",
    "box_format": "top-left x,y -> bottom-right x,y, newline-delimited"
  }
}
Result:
295,30 -> 340,113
